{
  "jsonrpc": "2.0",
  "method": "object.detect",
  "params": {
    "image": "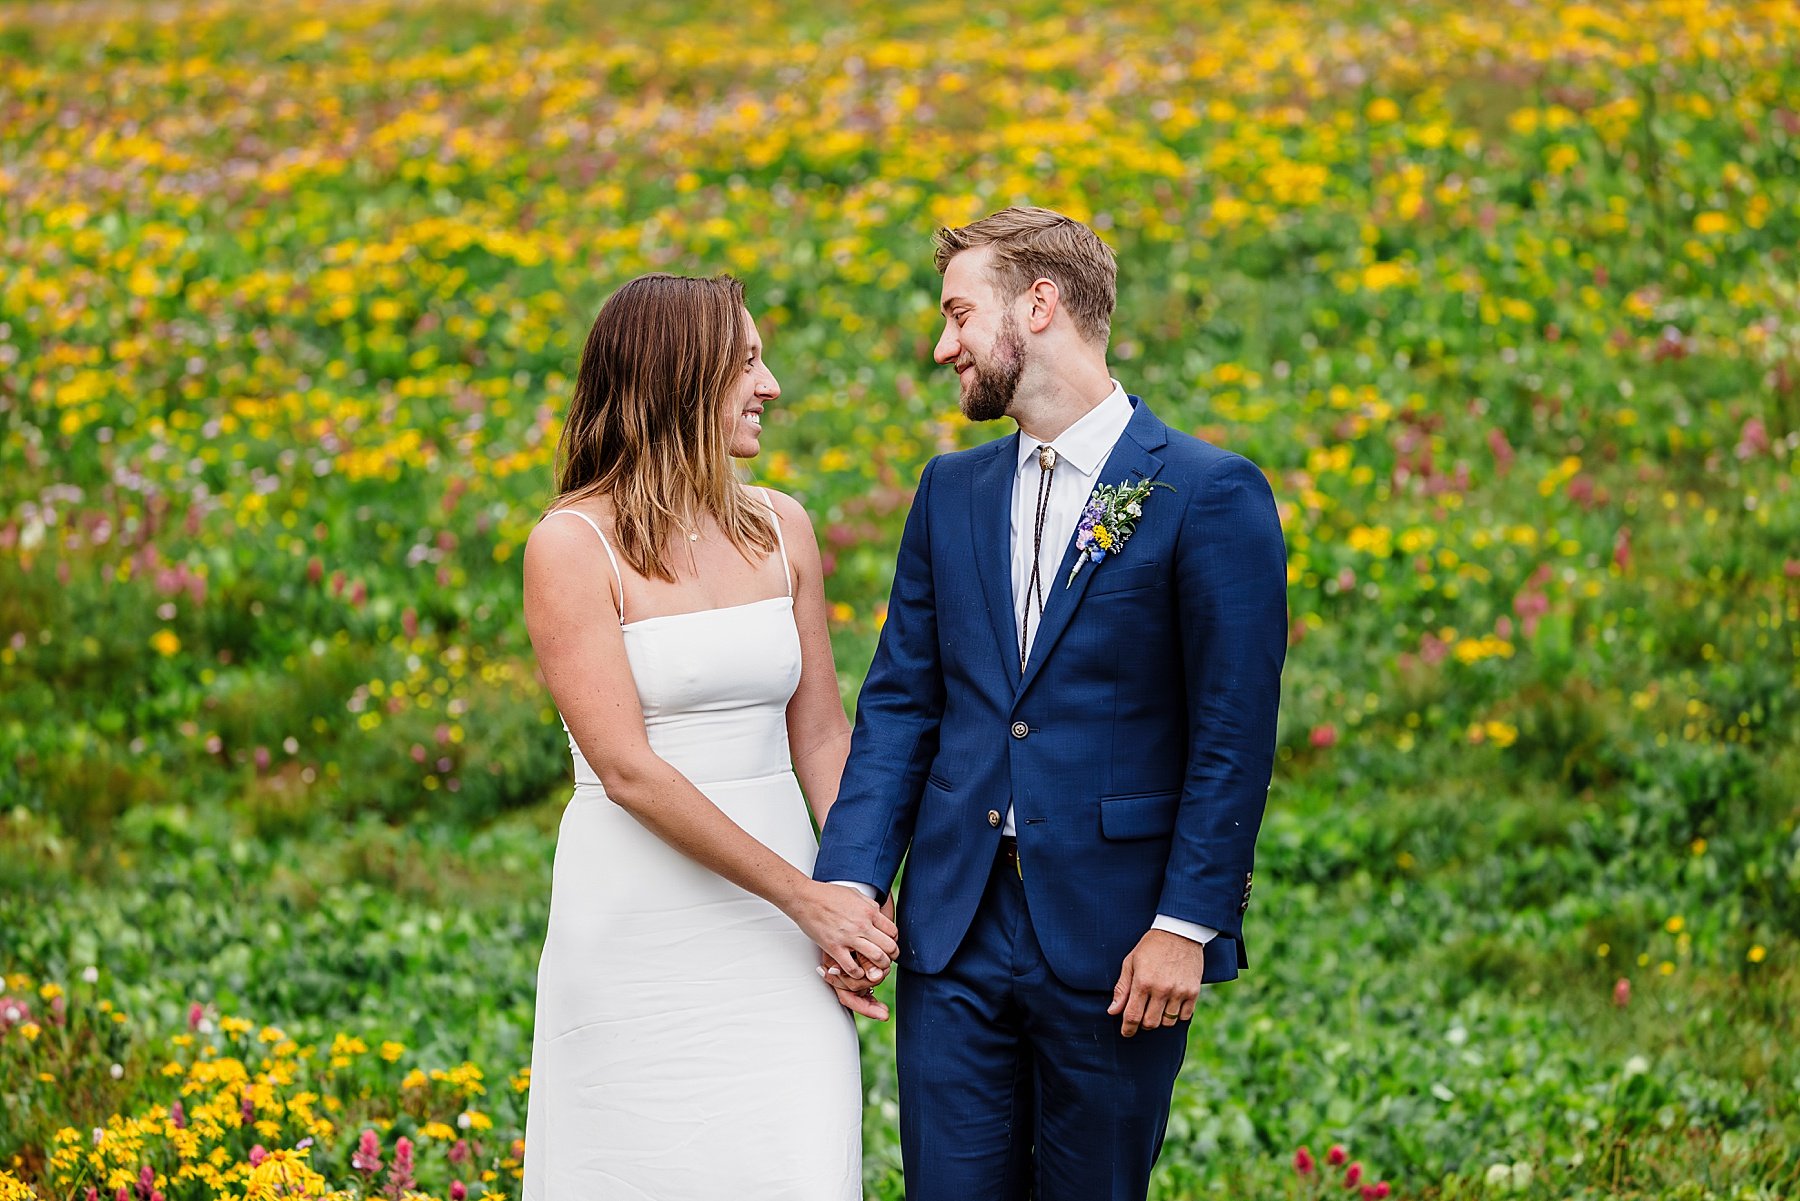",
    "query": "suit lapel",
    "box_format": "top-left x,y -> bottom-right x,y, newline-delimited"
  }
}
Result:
970,434 -> 1021,674
1014,399 -> 1168,702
